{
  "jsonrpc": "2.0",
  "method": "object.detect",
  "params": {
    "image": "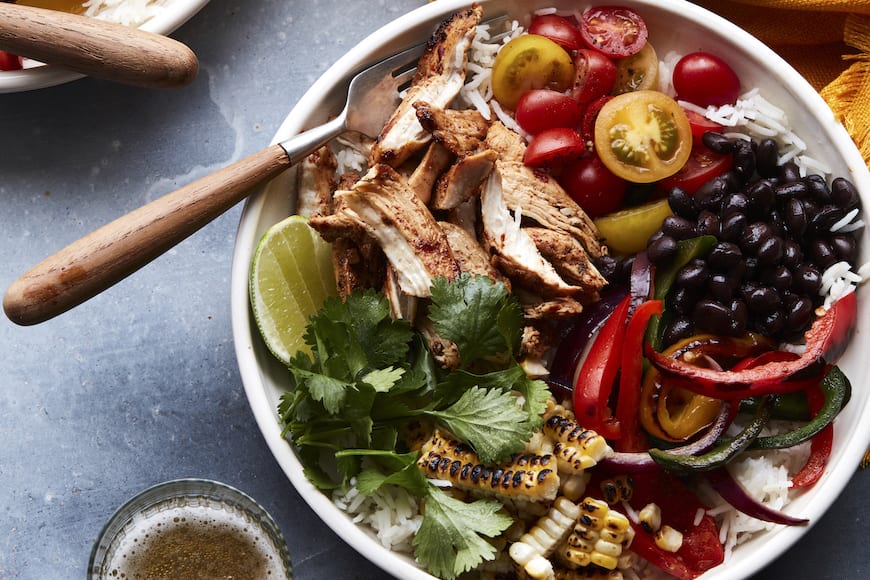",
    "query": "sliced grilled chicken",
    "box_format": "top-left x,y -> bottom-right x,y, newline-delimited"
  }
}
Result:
496,161 -> 606,259
383,265 -> 419,321
407,142 -> 453,204
483,120 -> 526,162
438,220 -> 508,288
414,101 -> 490,156
525,227 -> 605,304
431,149 -> 497,210
295,146 -> 337,219
520,295 -> 586,320
370,5 -> 483,167
325,164 -> 460,297
480,165 -> 580,297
